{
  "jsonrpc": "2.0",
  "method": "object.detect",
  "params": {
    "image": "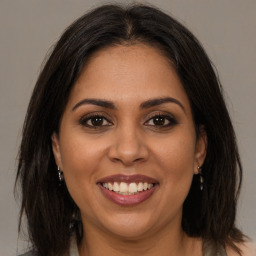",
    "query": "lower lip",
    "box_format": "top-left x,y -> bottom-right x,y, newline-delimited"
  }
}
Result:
98,184 -> 158,206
